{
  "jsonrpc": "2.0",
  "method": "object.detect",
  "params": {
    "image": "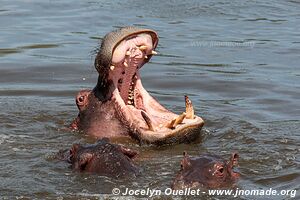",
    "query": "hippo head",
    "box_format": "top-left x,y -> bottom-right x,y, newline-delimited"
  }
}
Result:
172,152 -> 240,189
71,26 -> 204,145
68,138 -> 138,177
